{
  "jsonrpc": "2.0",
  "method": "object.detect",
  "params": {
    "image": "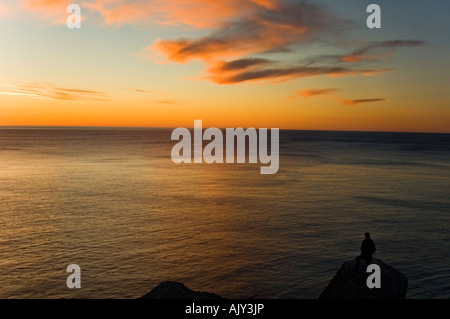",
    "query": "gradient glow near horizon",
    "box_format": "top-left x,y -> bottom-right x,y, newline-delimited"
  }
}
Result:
0,0 -> 449,132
